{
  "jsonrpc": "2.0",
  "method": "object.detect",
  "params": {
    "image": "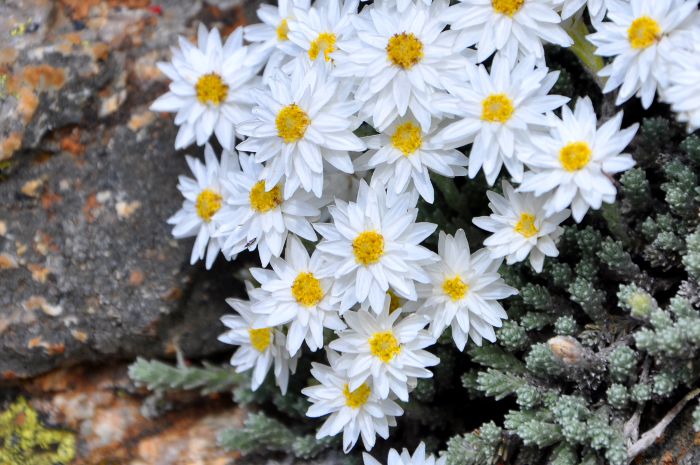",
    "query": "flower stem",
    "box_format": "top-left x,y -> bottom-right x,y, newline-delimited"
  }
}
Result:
565,16 -> 605,90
